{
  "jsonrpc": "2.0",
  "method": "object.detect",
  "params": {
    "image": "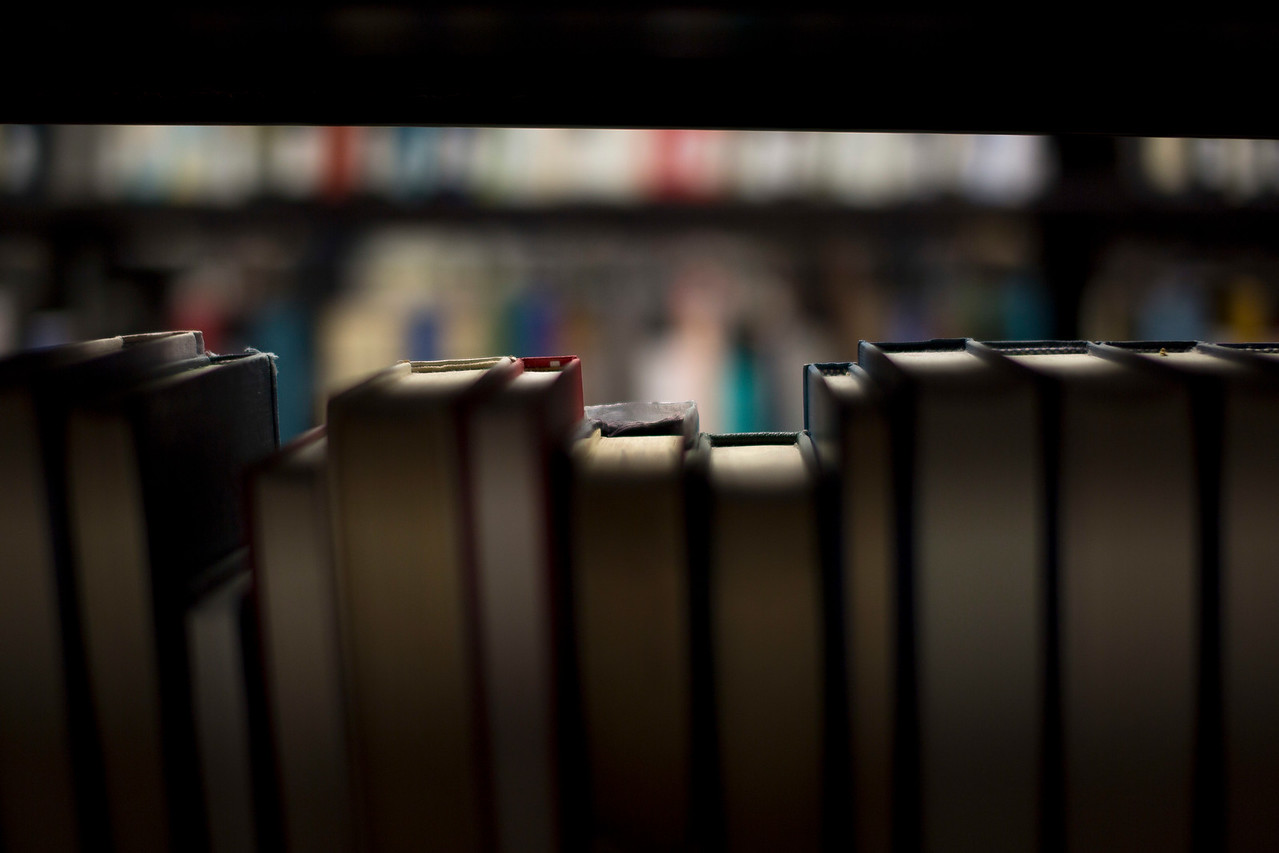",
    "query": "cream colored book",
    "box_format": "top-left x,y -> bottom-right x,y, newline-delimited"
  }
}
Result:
992,340 -> 1196,853
859,340 -> 1043,853
326,357 -> 518,852
248,428 -> 355,853
466,357 -> 584,853
569,401 -> 698,851
691,432 -> 826,852
1120,342 -> 1279,851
